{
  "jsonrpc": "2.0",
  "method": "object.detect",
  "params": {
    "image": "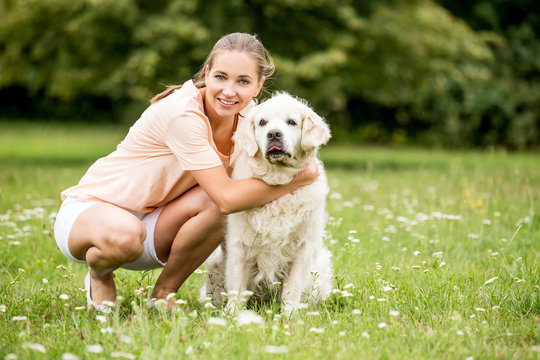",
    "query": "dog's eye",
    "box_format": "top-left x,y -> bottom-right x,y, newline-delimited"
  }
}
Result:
259,118 -> 267,126
287,119 -> 297,126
